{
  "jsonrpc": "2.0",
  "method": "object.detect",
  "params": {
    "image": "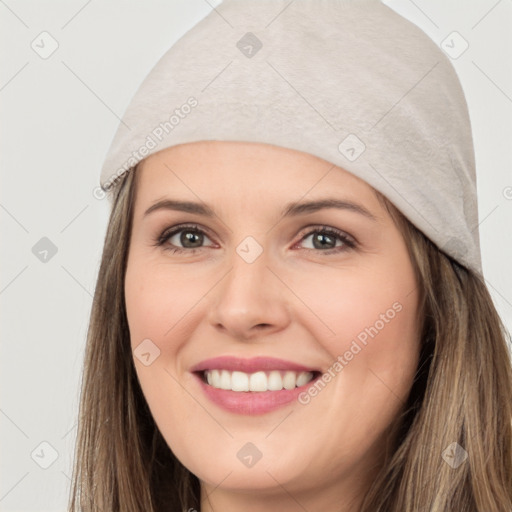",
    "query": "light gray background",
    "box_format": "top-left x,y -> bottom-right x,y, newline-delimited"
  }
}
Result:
1,1 -> 511,510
